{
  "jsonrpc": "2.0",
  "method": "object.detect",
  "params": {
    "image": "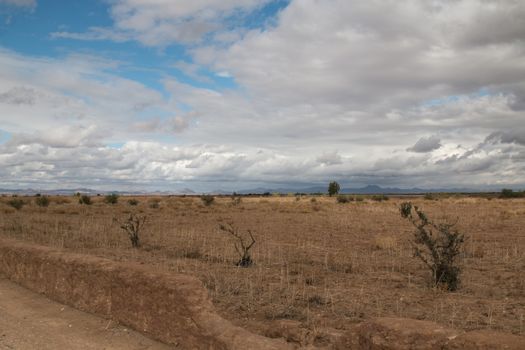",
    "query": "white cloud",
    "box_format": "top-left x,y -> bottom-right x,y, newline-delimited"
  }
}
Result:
0,48 -> 165,135
51,0 -> 272,47
3,0 -> 525,190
